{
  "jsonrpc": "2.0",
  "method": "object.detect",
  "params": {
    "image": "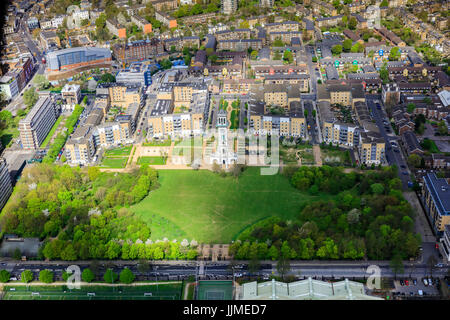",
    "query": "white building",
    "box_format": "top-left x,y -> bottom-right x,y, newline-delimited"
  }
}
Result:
73,10 -> 90,21
52,15 -> 65,29
40,19 -> 53,30
0,75 -> 19,101
210,109 -> 237,169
